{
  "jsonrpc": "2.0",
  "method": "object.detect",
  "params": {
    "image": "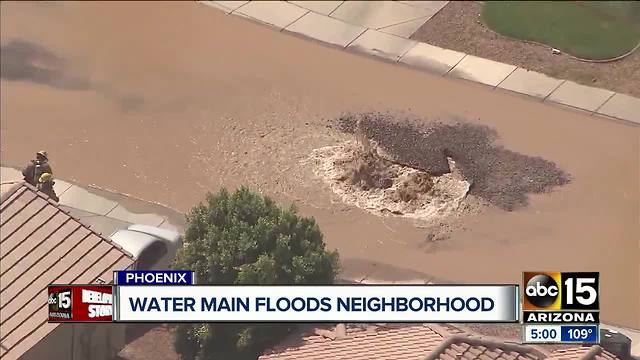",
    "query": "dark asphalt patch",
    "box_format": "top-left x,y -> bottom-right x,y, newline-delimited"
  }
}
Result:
330,112 -> 571,211
0,39 -> 90,90
1,39 -> 143,111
